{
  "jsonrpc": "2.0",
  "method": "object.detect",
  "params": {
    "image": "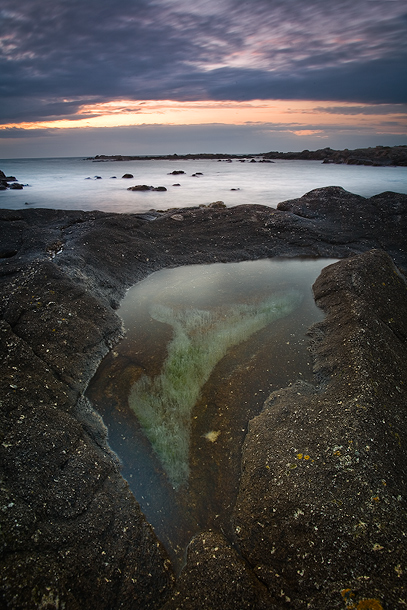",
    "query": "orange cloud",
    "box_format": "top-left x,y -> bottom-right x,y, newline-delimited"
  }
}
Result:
0,99 -> 406,135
